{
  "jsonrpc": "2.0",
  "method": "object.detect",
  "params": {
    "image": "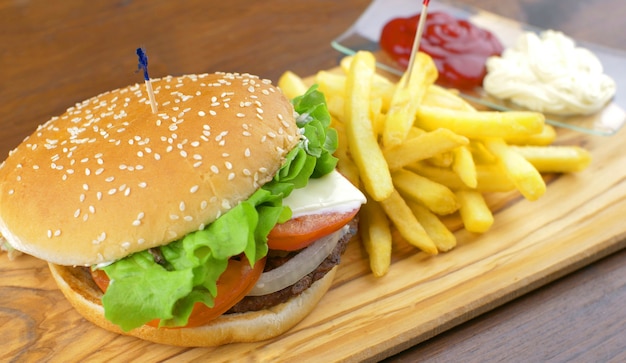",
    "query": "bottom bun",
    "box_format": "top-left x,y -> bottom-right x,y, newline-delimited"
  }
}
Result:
47,262 -> 337,347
